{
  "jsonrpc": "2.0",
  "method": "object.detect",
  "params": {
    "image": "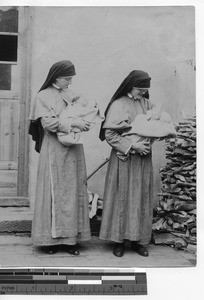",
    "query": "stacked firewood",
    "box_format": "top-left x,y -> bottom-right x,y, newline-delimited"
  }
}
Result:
153,116 -> 196,251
